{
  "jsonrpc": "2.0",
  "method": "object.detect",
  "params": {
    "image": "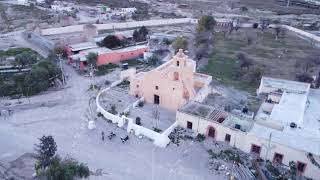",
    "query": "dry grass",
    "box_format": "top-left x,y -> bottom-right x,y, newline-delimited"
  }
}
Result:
200,28 -> 319,92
